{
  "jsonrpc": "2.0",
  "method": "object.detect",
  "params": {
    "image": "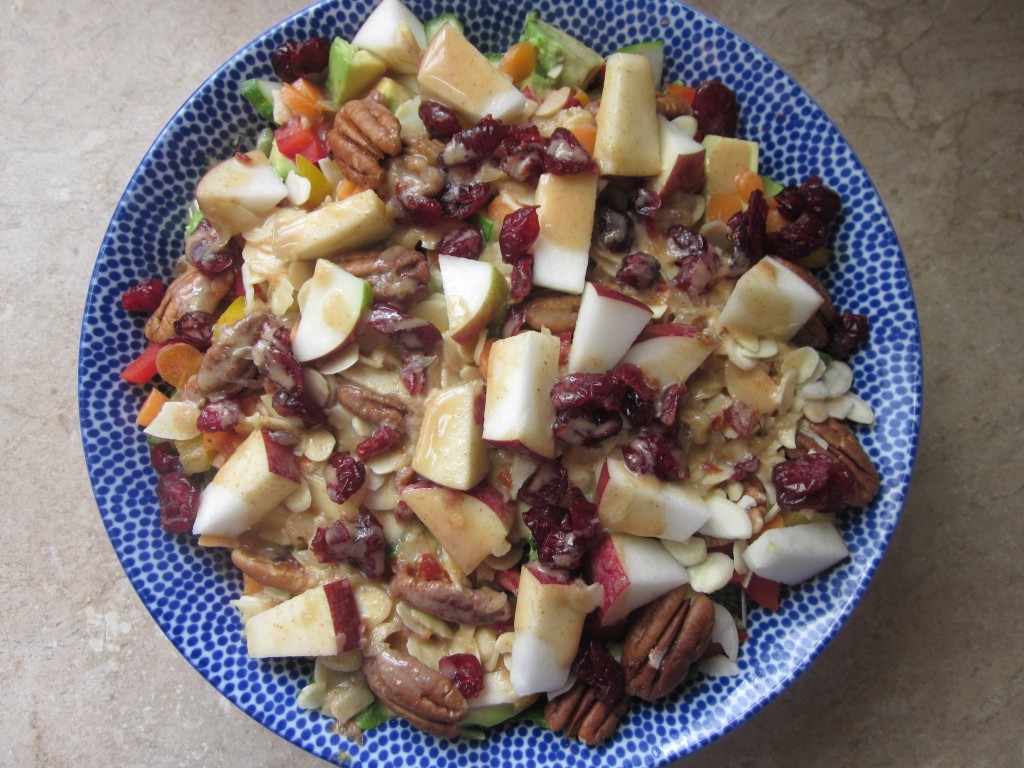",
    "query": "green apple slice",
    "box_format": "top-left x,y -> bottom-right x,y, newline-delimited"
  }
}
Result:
438,254 -> 508,344
292,259 -> 372,363
195,150 -> 288,236
273,189 -> 393,262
